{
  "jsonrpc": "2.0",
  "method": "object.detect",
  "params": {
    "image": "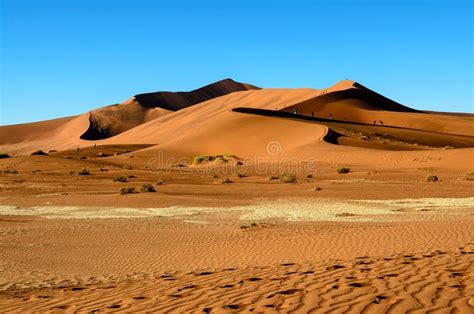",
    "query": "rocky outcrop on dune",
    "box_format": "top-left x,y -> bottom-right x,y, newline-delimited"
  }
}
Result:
80,79 -> 259,140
